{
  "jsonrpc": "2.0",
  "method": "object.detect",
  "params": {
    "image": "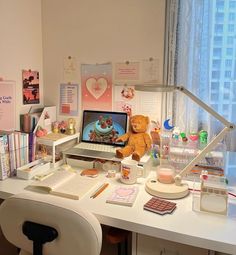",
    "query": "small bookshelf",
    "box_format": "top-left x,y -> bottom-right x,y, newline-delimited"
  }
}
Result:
36,132 -> 80,168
